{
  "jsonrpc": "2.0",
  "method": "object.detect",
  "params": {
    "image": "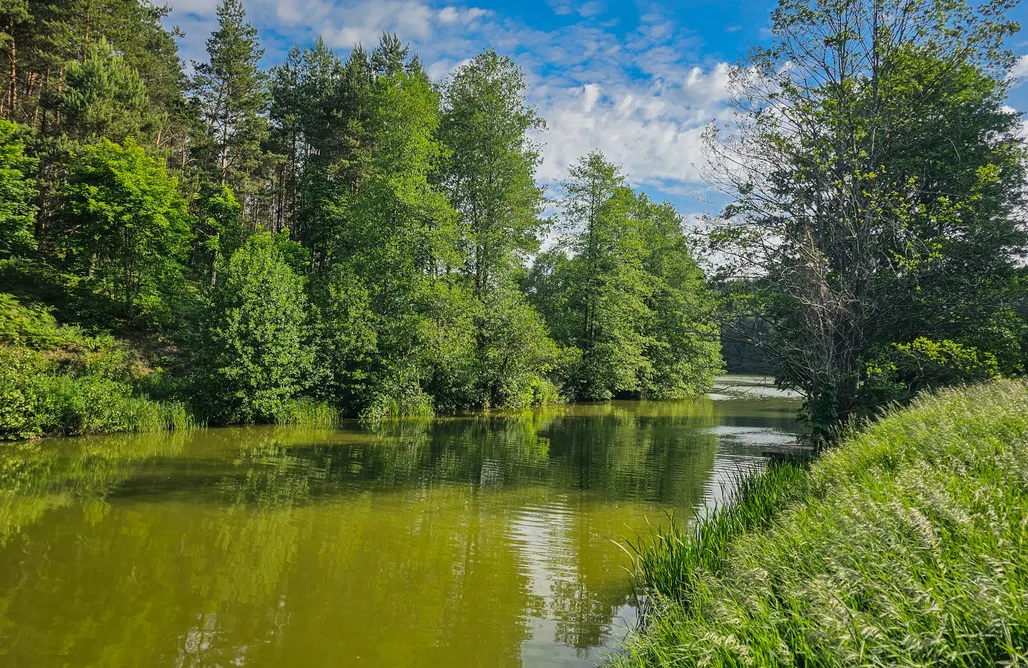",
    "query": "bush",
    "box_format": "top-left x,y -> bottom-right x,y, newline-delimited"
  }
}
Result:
0,293 -> 195,441
192,232 -> 315,424
0,347 -> 194,440
858,337 -> 1000,411
478,287 -> 560,408
361,365 -> 435,422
